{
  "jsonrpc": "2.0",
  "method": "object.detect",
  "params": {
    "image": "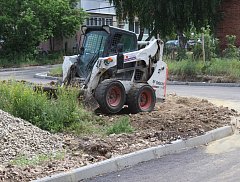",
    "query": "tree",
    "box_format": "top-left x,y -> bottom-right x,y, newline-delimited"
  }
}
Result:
109,0 -> 222,44
0,0 -> 86,56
